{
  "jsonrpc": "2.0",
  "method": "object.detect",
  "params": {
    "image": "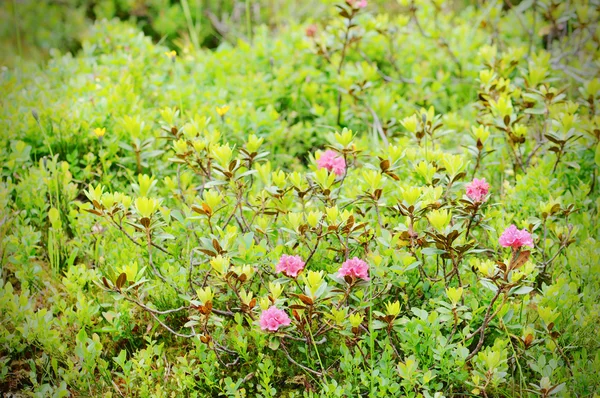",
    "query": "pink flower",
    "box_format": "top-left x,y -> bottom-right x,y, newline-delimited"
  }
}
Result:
276,254 -> 306,278
338,257 -> 370,280
317,150 -> 346,176
466,178 -> 490,203
347,0 -> 368,7
260,306 -> 291,331
306,24 -> 318,38
499,225 -> 534,249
